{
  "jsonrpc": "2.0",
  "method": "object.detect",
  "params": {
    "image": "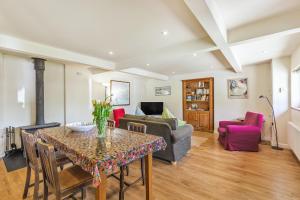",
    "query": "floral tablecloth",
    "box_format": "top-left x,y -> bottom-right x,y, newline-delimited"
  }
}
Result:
36,126 -> 167,186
